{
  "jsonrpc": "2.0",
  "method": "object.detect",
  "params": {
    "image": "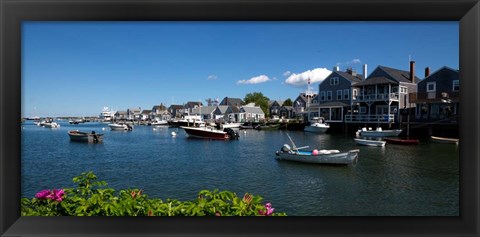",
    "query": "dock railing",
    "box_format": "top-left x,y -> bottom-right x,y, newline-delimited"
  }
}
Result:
344,114 -> 395,123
